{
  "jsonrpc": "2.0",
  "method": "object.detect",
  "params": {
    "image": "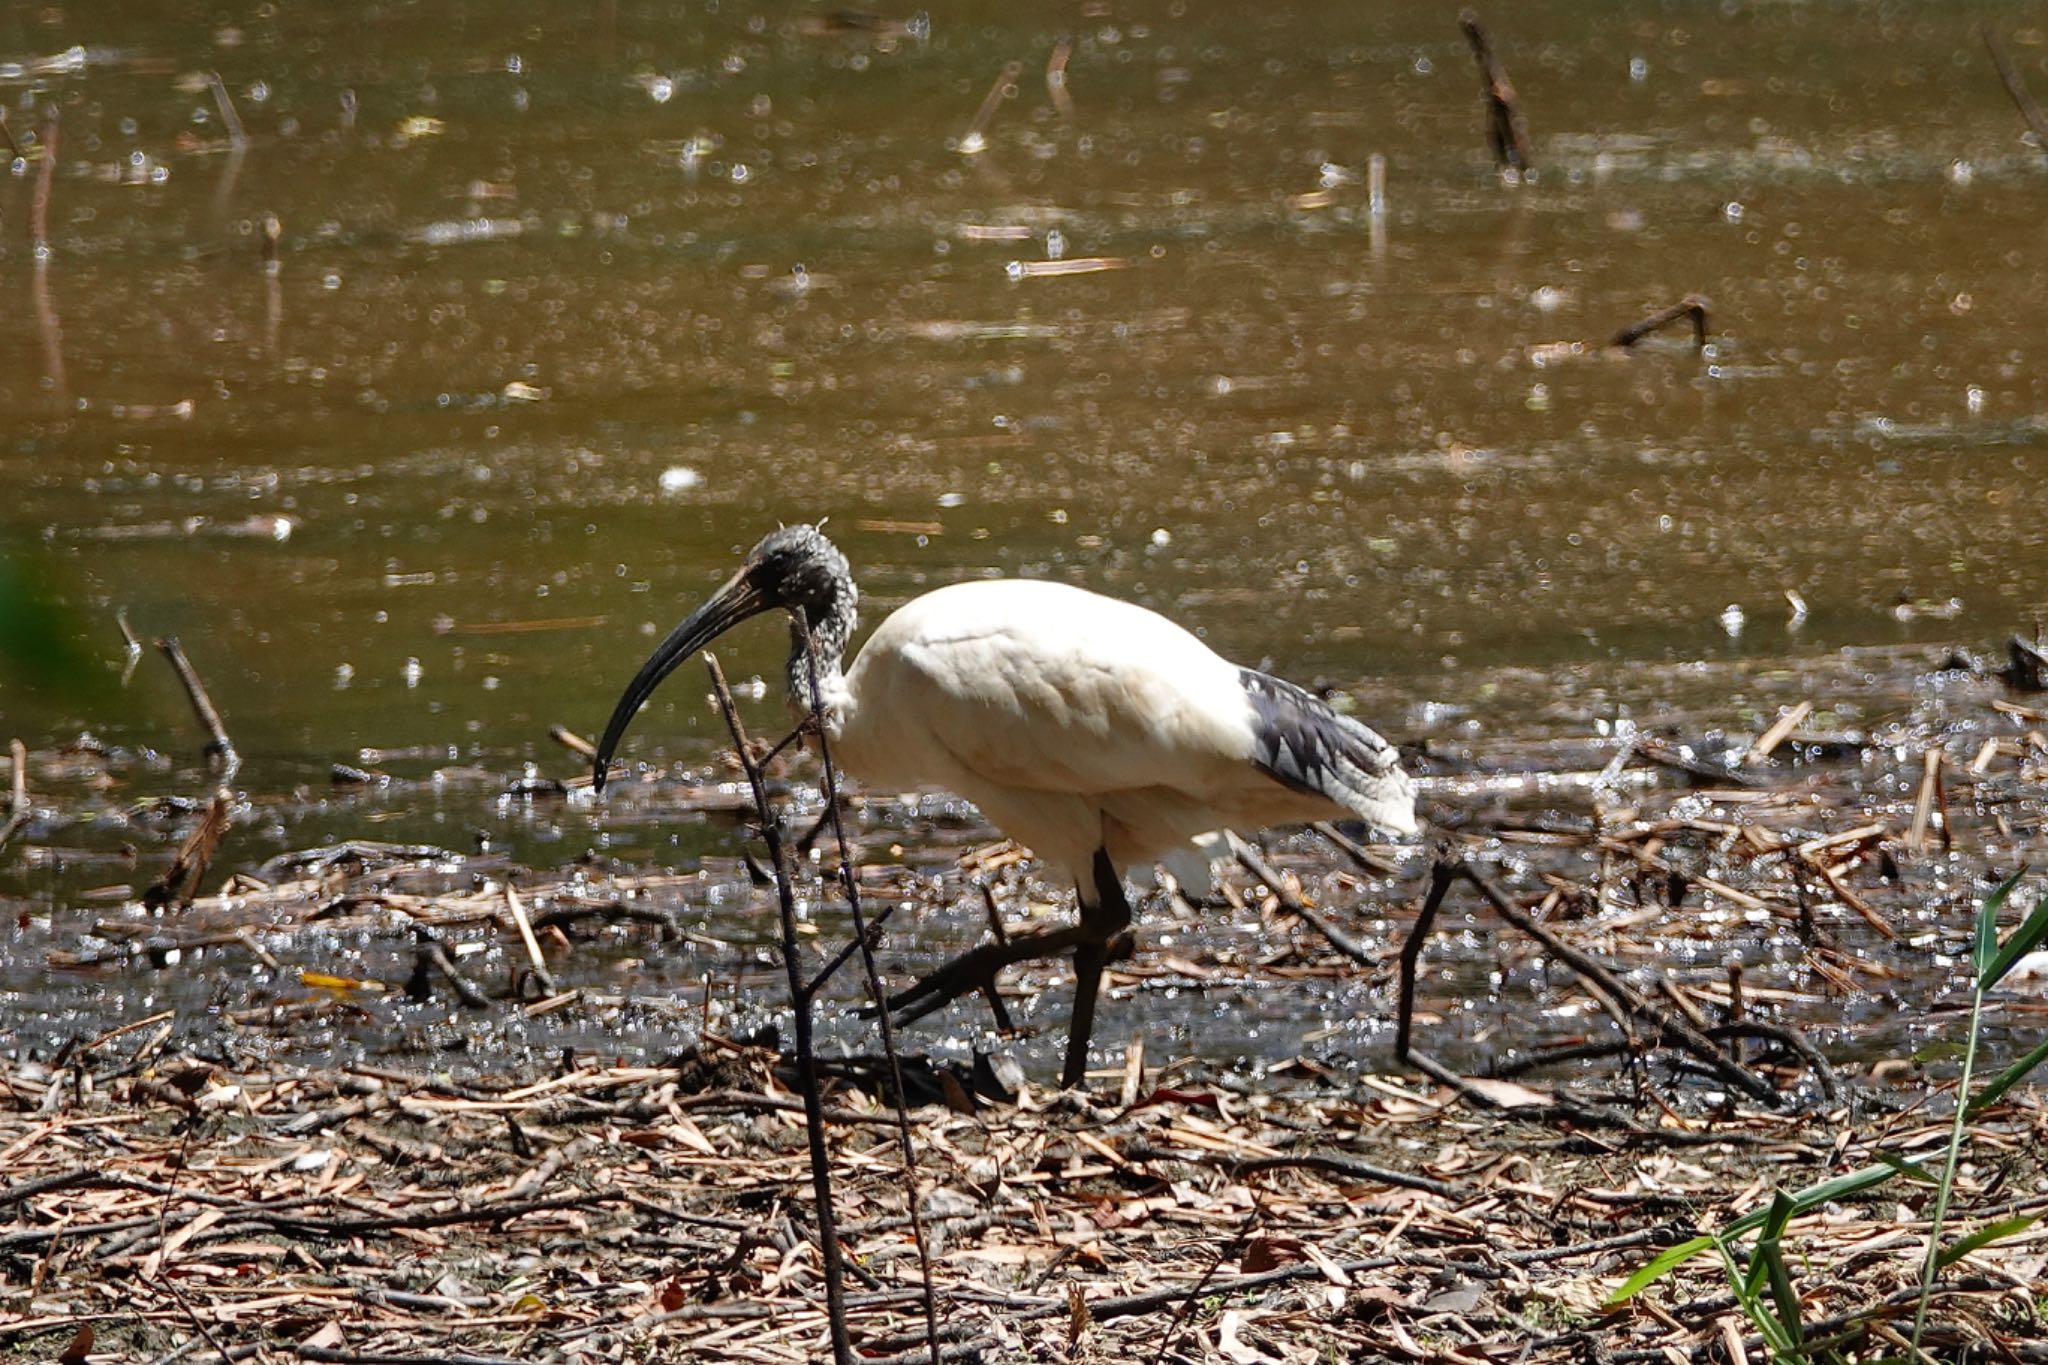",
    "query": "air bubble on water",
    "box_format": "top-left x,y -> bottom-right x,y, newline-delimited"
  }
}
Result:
649,75 -> 674,103
1723,201 -> 1744,223
1719,603 -> 1746,637
403,657 -> 423,688
1965,385 -> 1985,414
334,663 -> 354,689
1629,56 -> 1648,82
